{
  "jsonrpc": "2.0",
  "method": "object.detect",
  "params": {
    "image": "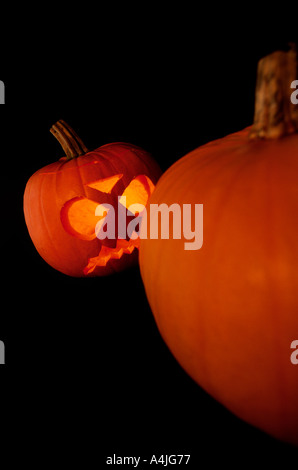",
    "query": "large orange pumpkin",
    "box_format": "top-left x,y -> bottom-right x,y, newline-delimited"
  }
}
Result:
139,48 -> 298,445
24,120 -> 162,277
